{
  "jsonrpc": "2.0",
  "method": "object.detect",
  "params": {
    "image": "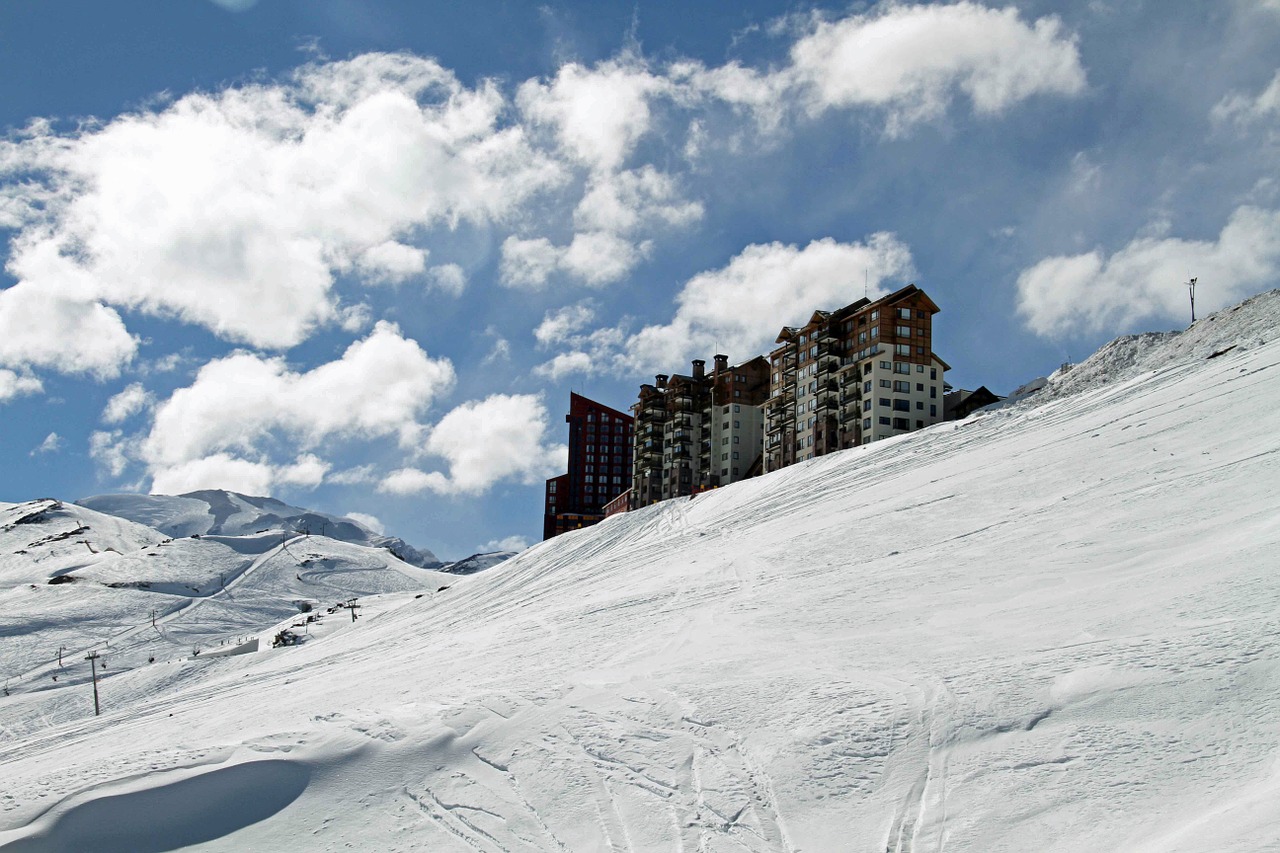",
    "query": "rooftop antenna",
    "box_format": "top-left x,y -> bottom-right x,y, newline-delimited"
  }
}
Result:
864,269 -> 869,299
1187,277 -> 1197,324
